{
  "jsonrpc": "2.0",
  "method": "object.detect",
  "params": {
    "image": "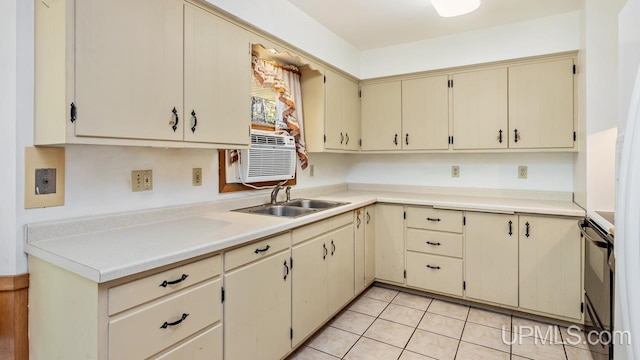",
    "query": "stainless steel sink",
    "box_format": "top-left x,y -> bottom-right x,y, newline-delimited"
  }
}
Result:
233,199 -> 349,218
285,199 -> 349,209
